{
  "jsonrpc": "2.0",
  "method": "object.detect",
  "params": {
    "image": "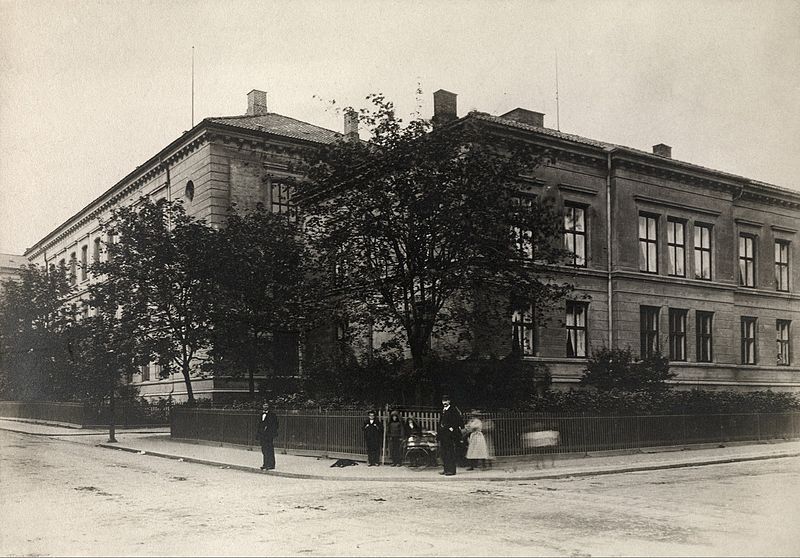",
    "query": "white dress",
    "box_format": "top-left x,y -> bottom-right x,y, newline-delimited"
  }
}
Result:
465,418 -> 490,459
